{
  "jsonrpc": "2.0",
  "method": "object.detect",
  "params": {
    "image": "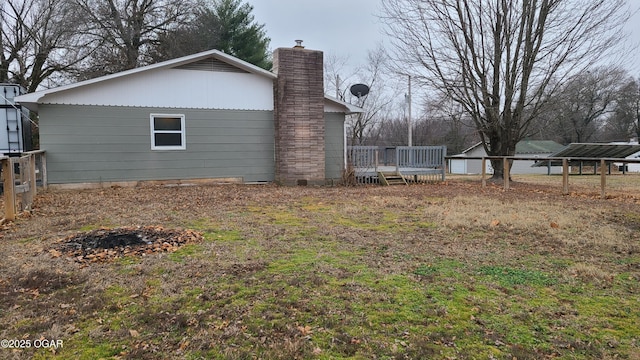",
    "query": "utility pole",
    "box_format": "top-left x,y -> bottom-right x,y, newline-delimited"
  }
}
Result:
407,75 -> 412,147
